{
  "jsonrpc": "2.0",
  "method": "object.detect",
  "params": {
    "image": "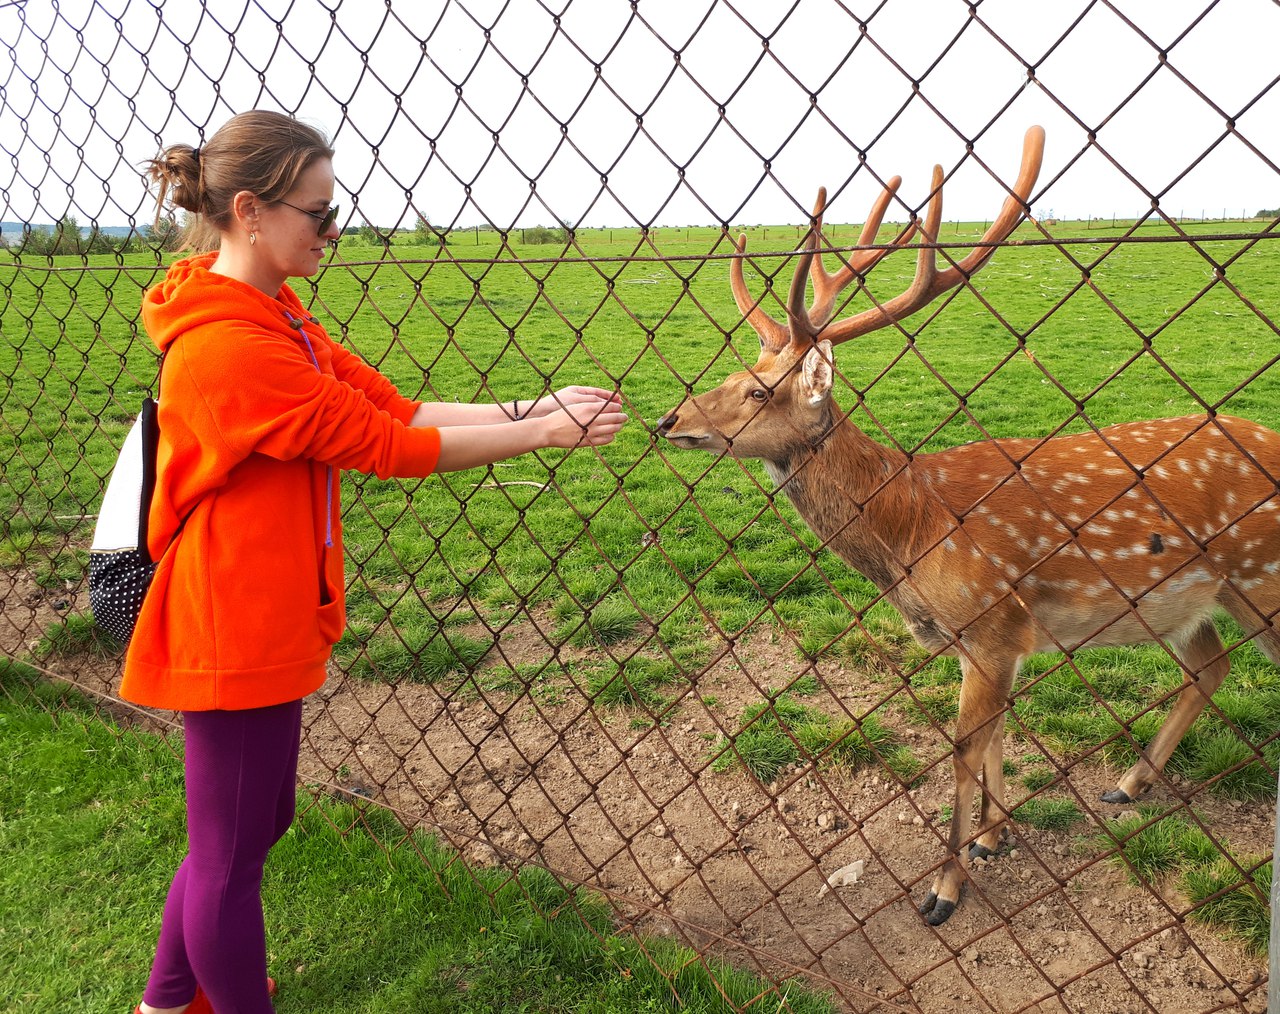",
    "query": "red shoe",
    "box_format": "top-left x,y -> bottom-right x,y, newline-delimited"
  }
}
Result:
131,989 -> 213,1014
134,978 -> 273,1013
188,988 -> 215,1013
